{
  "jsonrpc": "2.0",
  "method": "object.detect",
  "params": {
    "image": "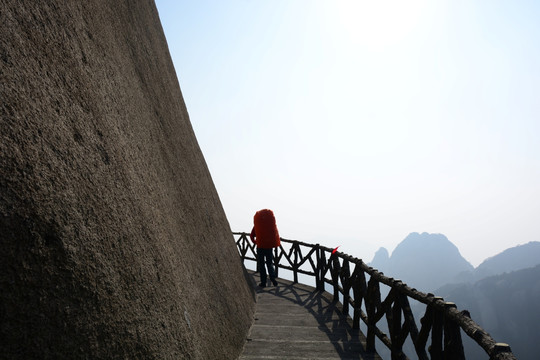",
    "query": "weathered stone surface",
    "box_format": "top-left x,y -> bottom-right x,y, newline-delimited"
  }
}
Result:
0,1 -> 255,359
